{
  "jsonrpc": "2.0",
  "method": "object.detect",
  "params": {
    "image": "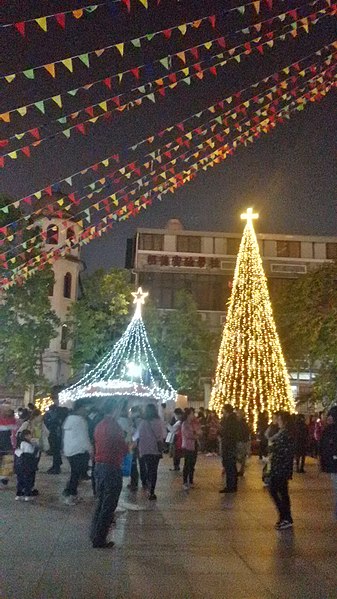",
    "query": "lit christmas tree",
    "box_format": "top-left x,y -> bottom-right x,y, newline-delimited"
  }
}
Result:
59,287 -> 176,404
210,208 -> 295,430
